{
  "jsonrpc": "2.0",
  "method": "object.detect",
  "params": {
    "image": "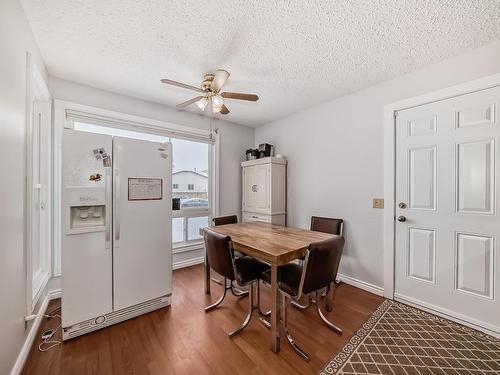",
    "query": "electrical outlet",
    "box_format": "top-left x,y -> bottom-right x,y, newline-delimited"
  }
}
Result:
373,198 -> 384,209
